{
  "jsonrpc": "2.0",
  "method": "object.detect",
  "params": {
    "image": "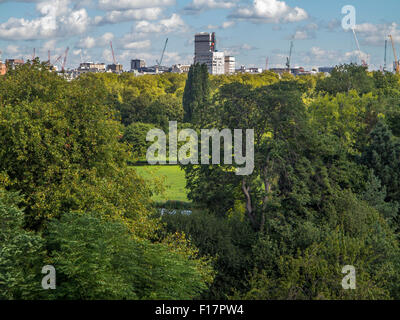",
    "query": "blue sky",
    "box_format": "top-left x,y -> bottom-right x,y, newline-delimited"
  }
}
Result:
0,0 -> 399,70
